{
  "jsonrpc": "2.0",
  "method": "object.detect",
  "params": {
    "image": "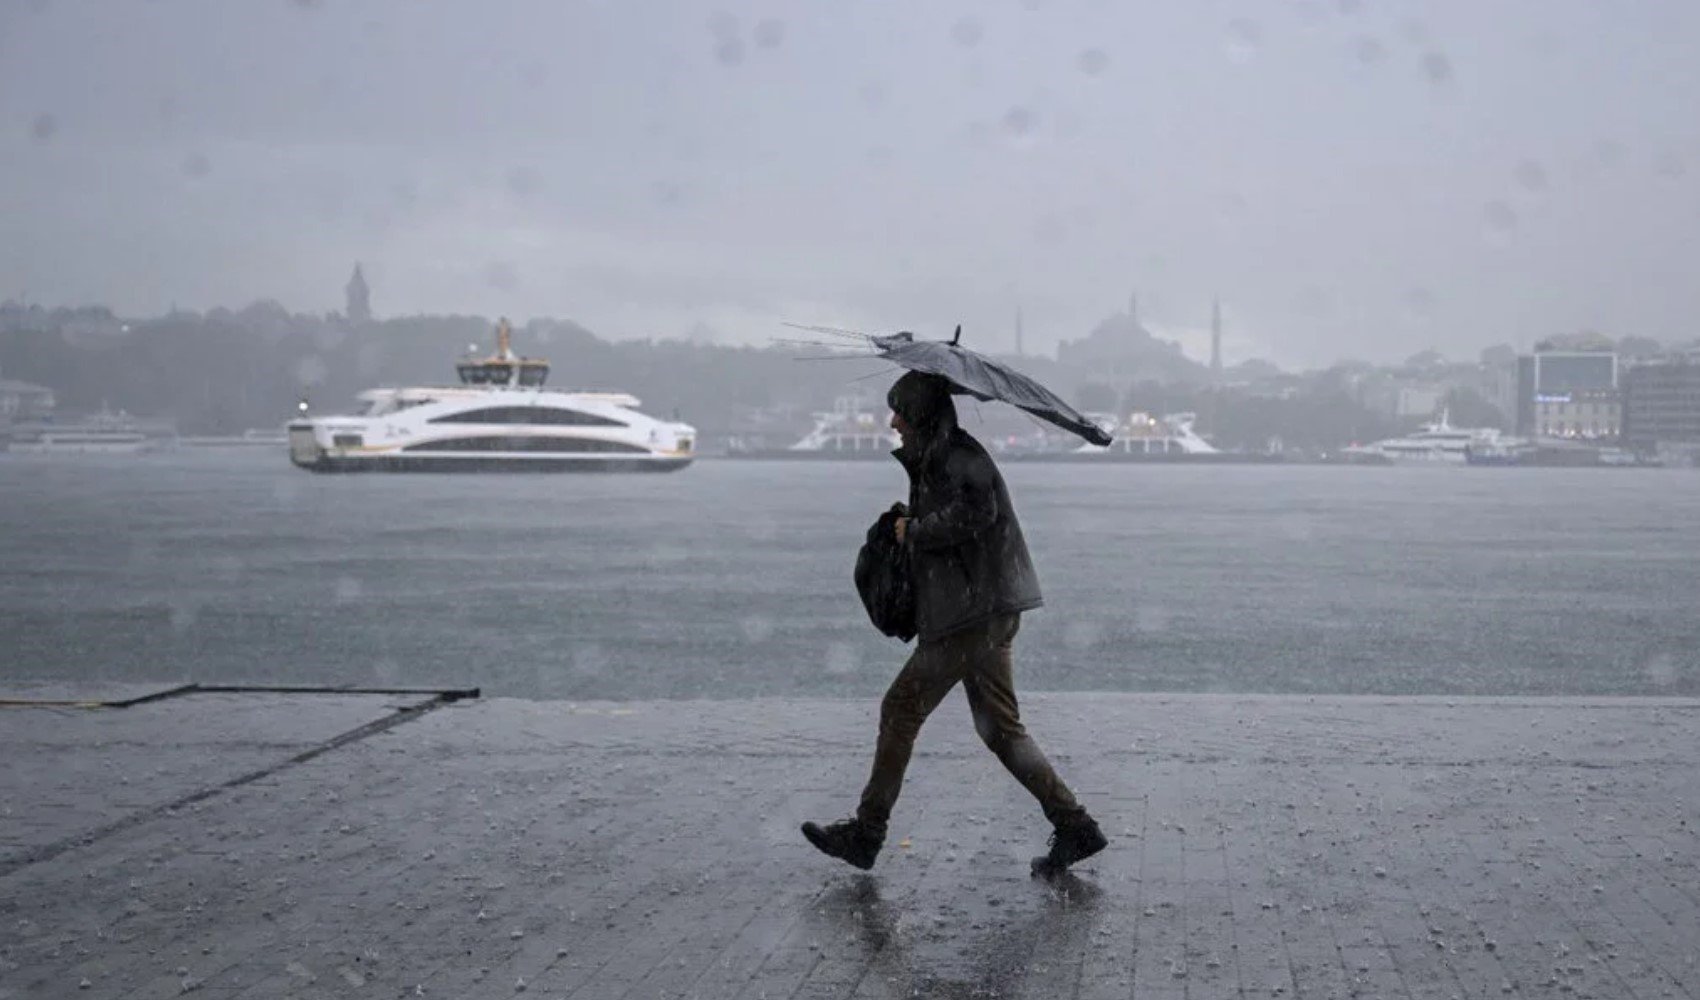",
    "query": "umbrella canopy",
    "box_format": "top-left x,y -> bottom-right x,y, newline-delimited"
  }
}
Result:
868,327 -> 1113,446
